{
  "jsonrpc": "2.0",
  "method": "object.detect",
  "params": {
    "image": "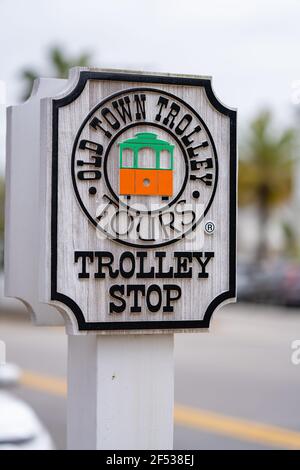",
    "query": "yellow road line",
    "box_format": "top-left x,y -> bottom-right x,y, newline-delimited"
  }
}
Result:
21,370 -> 300,449
21,370 -> 67,397
174,404 -> 300,449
